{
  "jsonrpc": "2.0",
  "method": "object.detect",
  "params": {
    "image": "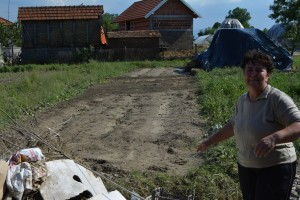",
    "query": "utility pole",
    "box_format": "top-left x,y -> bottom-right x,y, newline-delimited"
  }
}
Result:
8,0 -> 10,21
8,0 -> 14,64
